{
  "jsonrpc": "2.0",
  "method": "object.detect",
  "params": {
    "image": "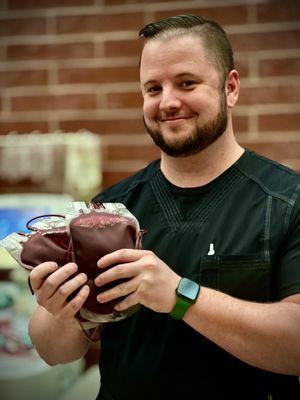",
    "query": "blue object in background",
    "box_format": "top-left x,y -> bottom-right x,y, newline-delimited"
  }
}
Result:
0,208 -> 50,240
